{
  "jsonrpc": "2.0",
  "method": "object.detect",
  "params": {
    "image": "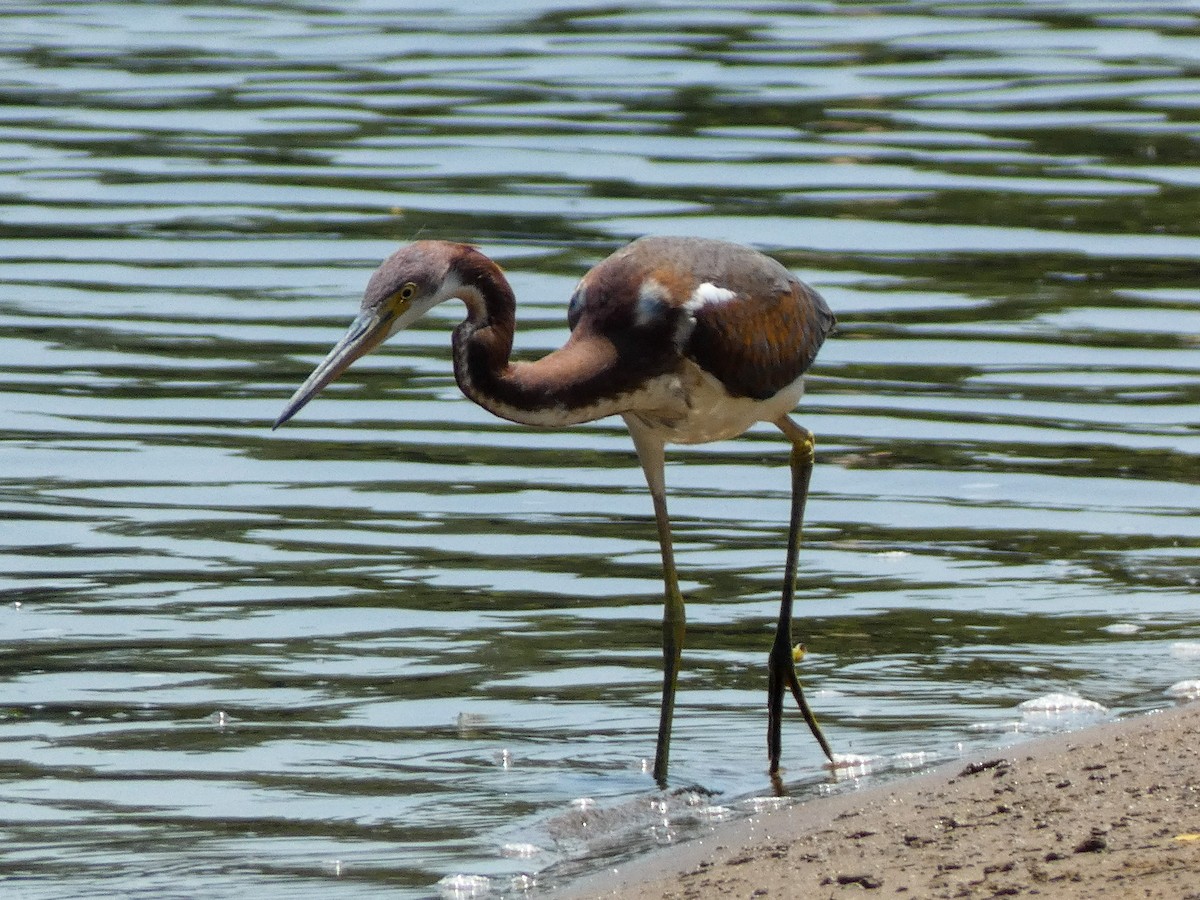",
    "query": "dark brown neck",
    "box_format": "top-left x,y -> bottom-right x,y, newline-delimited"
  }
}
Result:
448,254 -> 633,428
449,247 -> 517,380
